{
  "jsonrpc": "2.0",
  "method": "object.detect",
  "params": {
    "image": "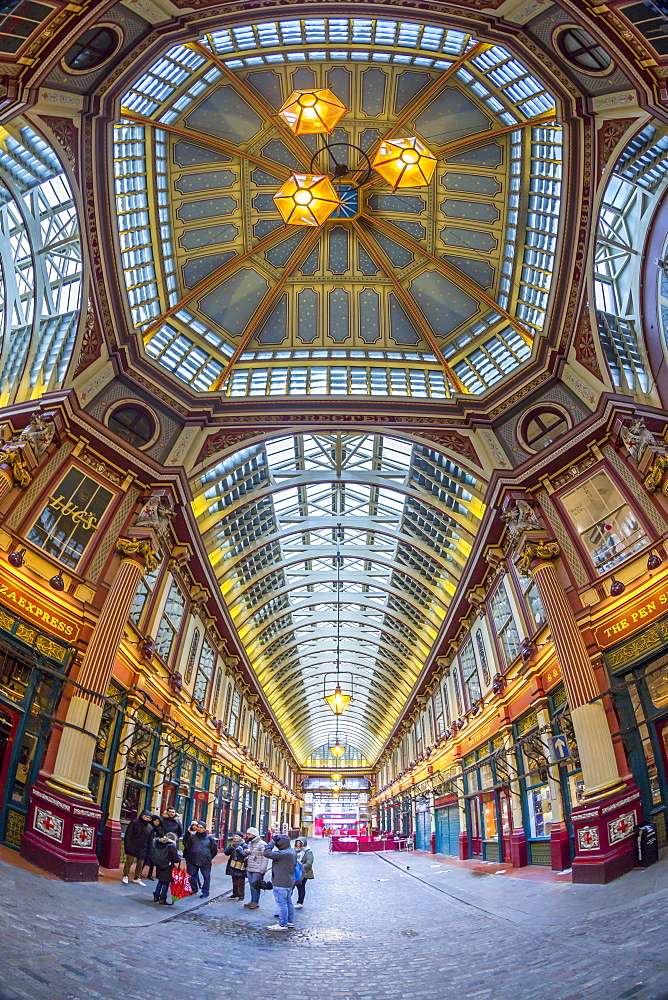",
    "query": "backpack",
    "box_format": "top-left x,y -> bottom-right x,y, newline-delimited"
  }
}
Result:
294,860 -> 303,882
